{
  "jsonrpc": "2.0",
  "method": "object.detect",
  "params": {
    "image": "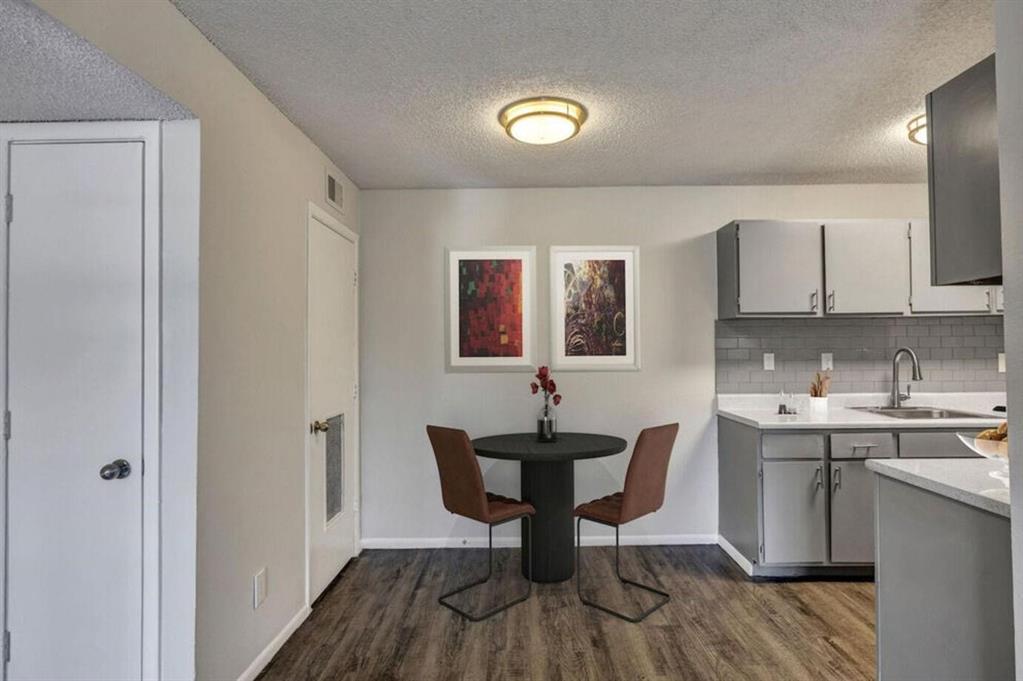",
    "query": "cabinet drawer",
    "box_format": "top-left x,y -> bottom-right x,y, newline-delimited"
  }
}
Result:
831,432 -> 896,459
762,434 -> 824,460
899,432 -> 979,458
